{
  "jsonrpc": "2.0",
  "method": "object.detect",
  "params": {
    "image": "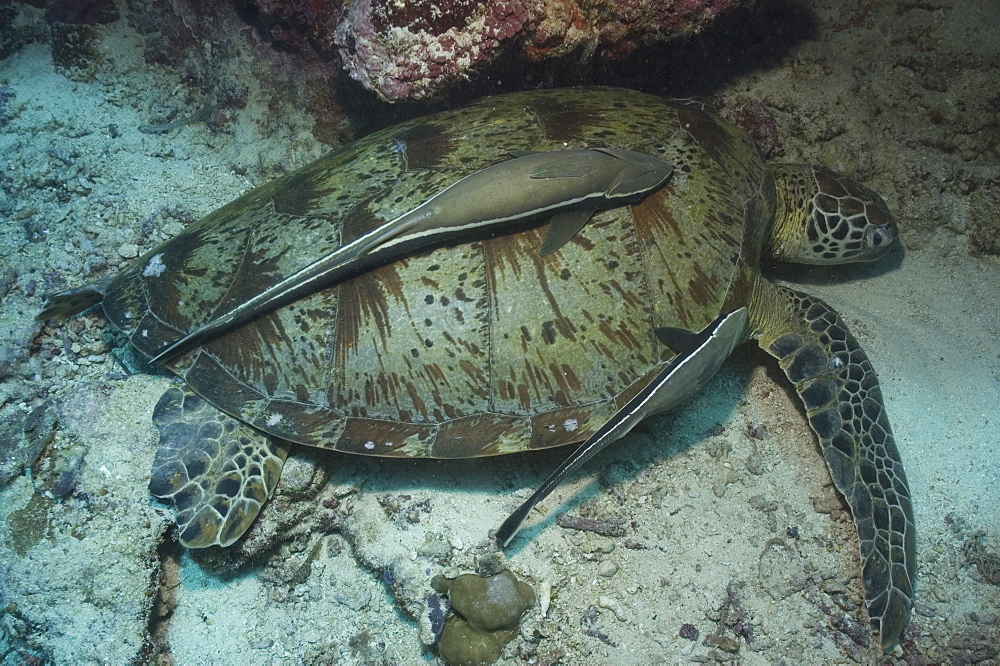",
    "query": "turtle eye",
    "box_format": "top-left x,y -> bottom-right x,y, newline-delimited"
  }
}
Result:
868,225 -> 894,249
